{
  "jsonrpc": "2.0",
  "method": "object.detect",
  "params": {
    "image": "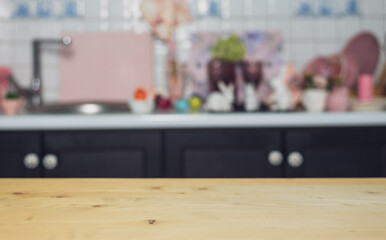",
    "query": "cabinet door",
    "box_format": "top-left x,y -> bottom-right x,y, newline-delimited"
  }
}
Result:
43,131 -> 161,178
285,128 -> 386,177
166,129 -> 282,178
0,132 -> 41,177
